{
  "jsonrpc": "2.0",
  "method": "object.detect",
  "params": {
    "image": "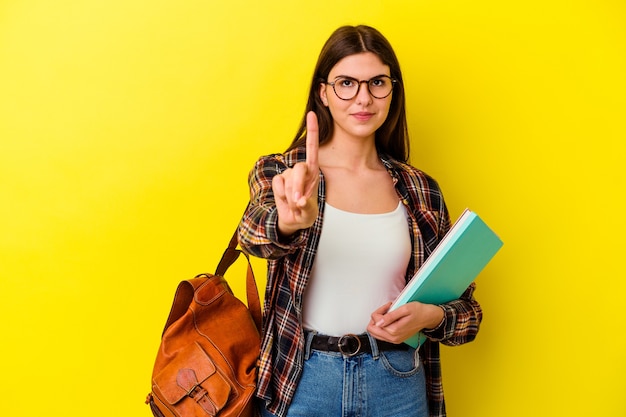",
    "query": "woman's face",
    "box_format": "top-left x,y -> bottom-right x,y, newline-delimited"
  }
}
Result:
320,52 -> 393,143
